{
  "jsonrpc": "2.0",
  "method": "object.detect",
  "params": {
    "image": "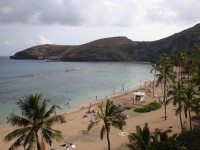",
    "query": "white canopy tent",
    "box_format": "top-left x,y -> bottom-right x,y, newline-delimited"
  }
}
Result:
133,92 -> 145,105
133,92 -> 145,96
